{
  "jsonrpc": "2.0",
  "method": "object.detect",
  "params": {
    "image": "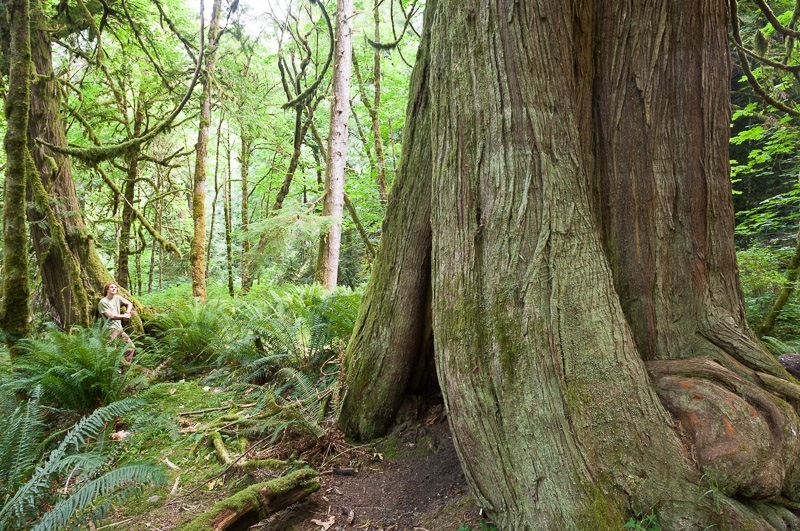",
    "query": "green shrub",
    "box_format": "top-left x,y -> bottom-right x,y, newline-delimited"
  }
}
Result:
143,300 -> 235,376
0,398 -> 165,530
737,246 -> 800,339
4,325 -> 133,413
